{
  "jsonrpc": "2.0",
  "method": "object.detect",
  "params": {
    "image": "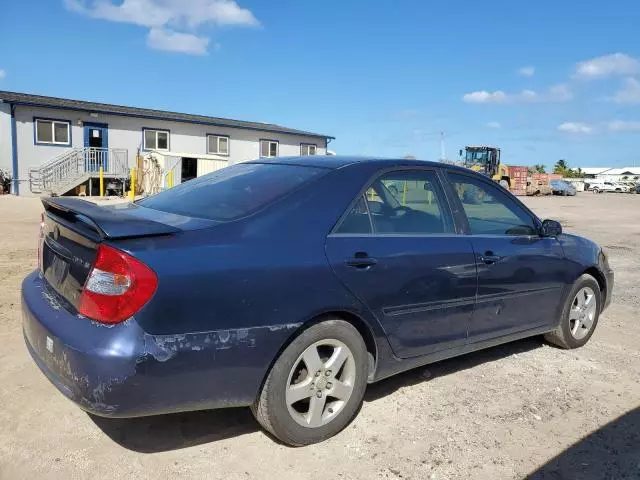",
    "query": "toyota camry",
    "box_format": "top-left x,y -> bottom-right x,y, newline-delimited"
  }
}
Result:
22,156 -> 613,446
